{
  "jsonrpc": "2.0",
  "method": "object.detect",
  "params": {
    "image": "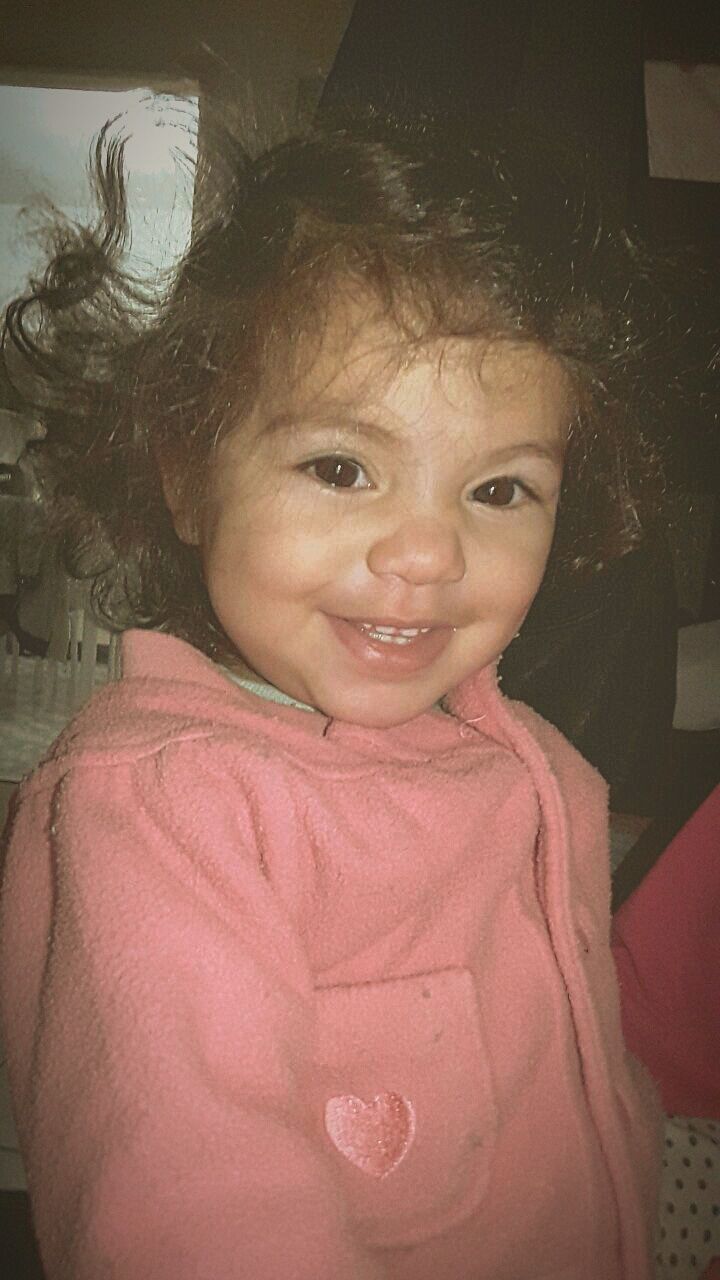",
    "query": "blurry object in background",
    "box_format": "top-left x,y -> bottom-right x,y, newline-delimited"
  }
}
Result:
0,590 -> 120,784
0,407 -> 53,651
645,61 -> 720,183
674,621 -> 720,731
0,408 -> 45,466
0,407 -> 49,650
0,408 -> 47,508
0,496 -> 45,600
